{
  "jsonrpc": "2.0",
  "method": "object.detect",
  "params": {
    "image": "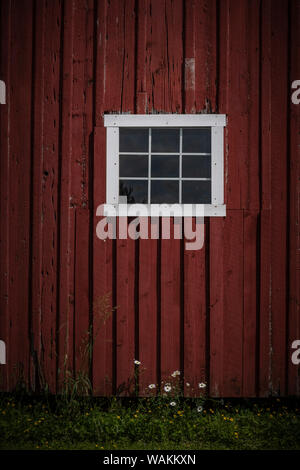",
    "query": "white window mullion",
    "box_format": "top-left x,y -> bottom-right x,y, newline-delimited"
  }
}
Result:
106,126 -> 119,204
179,127 -> 182,204
148,128 -> 152,204
211,126 -> 224,205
